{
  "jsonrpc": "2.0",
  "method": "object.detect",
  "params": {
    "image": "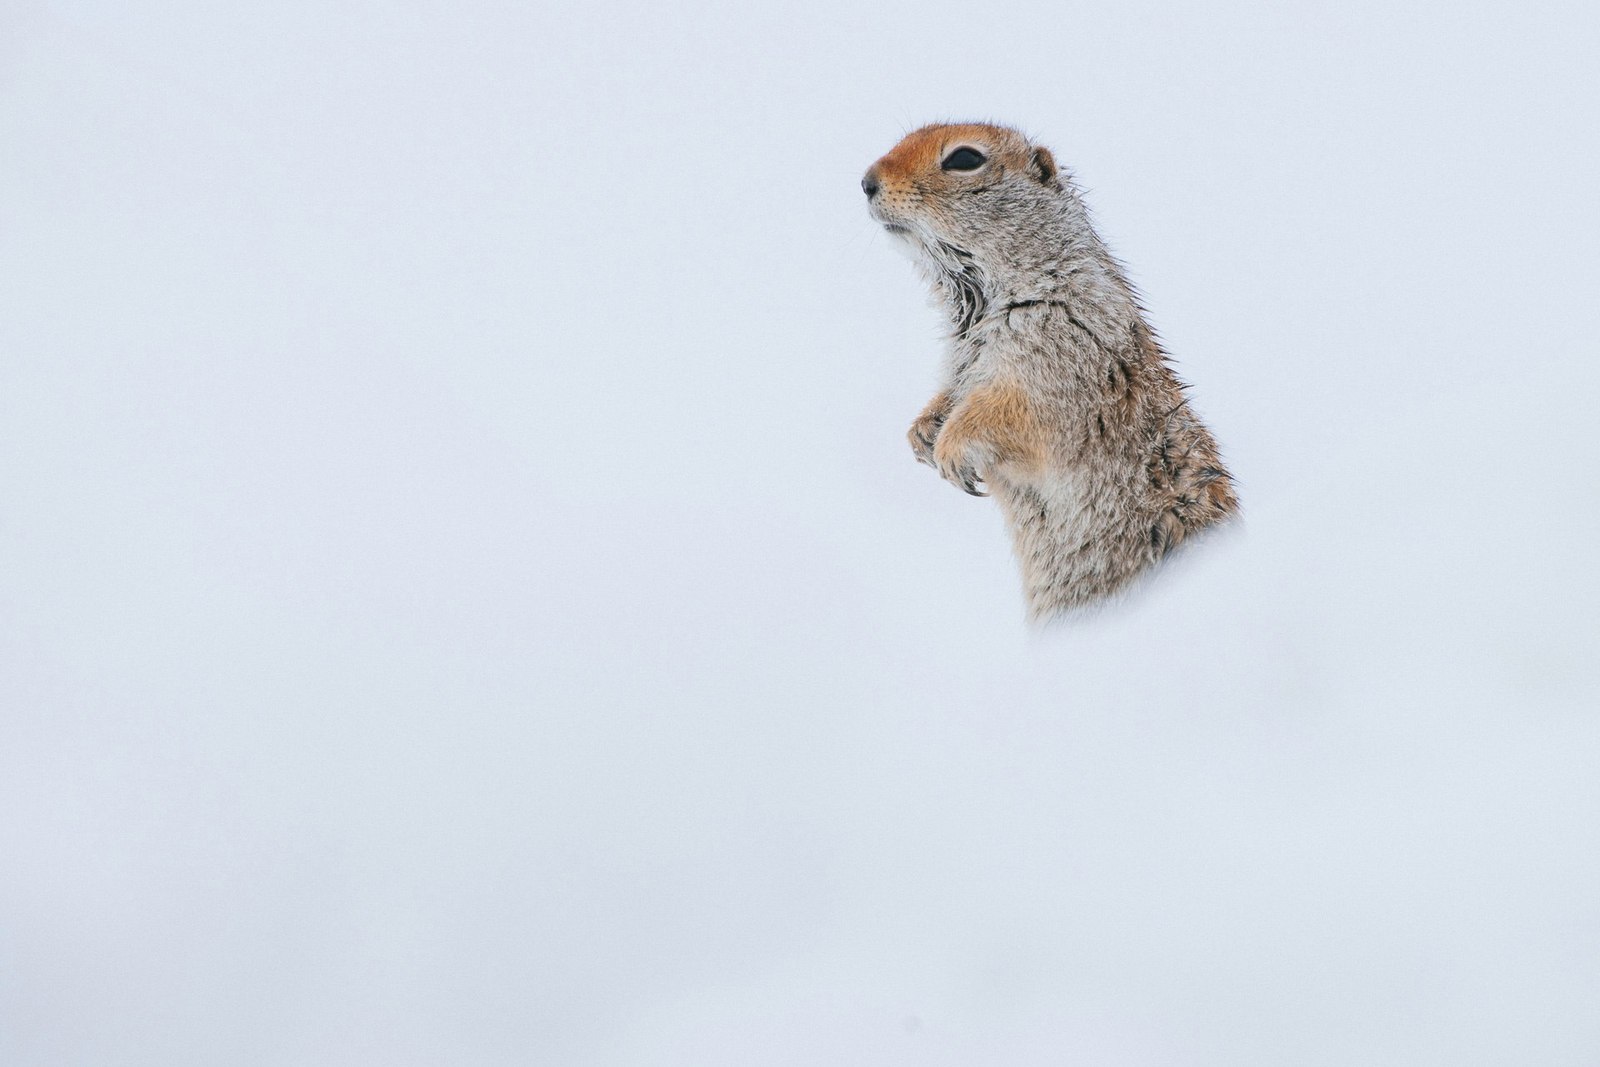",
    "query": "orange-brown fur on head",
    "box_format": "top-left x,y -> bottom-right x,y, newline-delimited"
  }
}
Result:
864,125 -> 1059,240
864,123 -> 1056,192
